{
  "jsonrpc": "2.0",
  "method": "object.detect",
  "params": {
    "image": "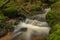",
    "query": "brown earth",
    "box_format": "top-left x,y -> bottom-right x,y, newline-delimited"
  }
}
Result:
0,32 -> 12,40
